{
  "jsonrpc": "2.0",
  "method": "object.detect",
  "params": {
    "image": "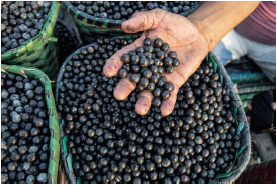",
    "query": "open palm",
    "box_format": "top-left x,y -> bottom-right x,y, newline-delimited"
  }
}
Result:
103,9 -> 209,116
